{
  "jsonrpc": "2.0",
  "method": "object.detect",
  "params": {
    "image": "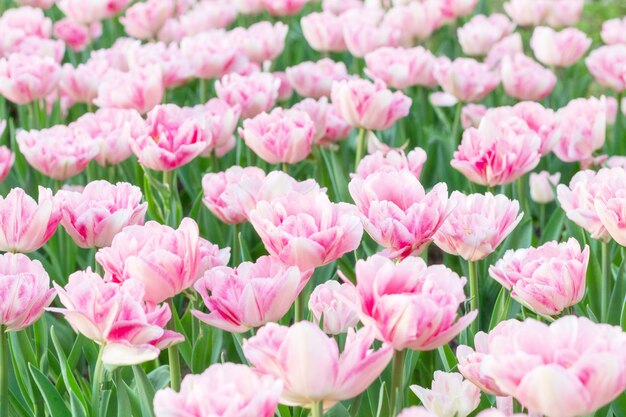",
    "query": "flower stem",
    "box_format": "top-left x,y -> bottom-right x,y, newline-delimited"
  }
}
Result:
294,291 -> 303,323
451,102 -> 462,143
468,260 -> 479,335
354,128 -> 366,168
232,223 -> 240,267
0,327 -> 8,417
167,299 -> 181,392
91,344 -> 106,417
311,401 -> 324,417
601,241 -> 610,322
389,349 -> 406,417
